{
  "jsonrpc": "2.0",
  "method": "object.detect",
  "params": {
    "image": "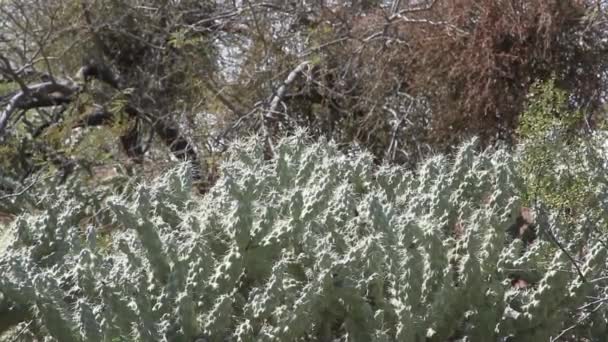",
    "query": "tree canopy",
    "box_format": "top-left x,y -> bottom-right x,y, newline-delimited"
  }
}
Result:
0,0 -> 607,193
